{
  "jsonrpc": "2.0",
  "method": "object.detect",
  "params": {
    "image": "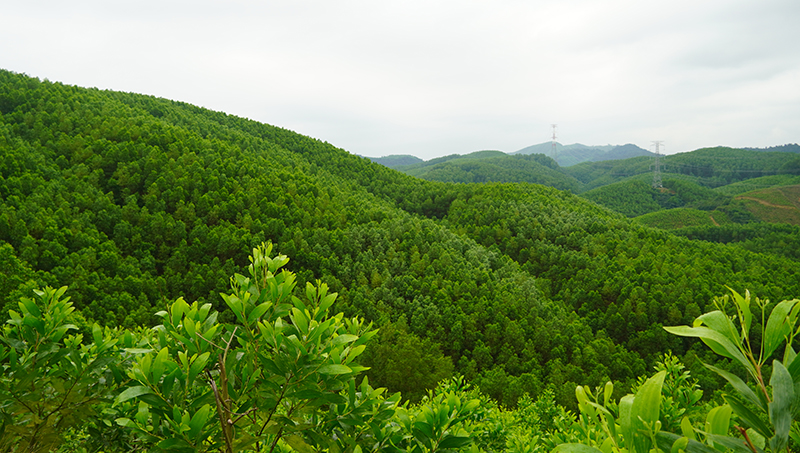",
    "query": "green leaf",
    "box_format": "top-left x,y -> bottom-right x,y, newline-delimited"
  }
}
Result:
189,352 -> 211,384
157,437 -> 193,450
247,302 -> 271,324
727,287 -> 752,339
764,300 -> 799,361
188,404 -> 211,441
438,434 -> 472,449
619,394 -> 635,452
319,293 -> 337,313
284,435 -> 315,453
552,443 -> 605,453
318,364 -> 352,375
633,370 -> 666,427
656,432 -> 740,453
705,434 -> 763,453
291,307 -> 309,334
723,394 -> 772,440
171,297 -> 190,327
703,363 -> 765,411
769,360 -> 793,452
664,326 -> 754,378
152,347 -> 169,382
19,297 -> 41,318
184,318 -> 196,338
115,386 -> 154,405
332,334 -> 358,346
681,416 -> 697,441
91,323 -> 103,345
671,437 -> 689,453
696,311 -> 740,346
705,404 -> 731,437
